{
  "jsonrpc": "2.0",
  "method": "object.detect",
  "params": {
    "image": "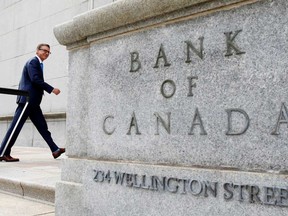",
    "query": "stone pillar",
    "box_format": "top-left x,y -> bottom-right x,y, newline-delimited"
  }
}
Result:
54,0 -> 288,215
